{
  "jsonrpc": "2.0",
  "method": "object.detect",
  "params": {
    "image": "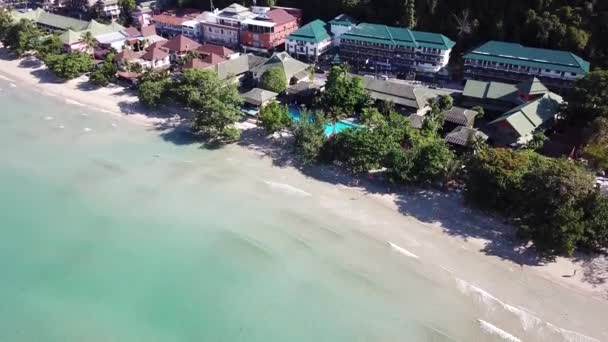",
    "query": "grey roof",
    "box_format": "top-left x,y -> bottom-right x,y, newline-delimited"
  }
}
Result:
359,77 -> 436,110
240,88 -> 278,106
489,92 -> 563,137
252,52 -> 310,82
204,53 -> 267,80
407,114 -> 426,129
442,106 -> 478,127
12,9 -> 89,31
462,79 -> 520,103
445,126 -> 488,147
517,77 -> 549,96
286,81 -> 321,94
